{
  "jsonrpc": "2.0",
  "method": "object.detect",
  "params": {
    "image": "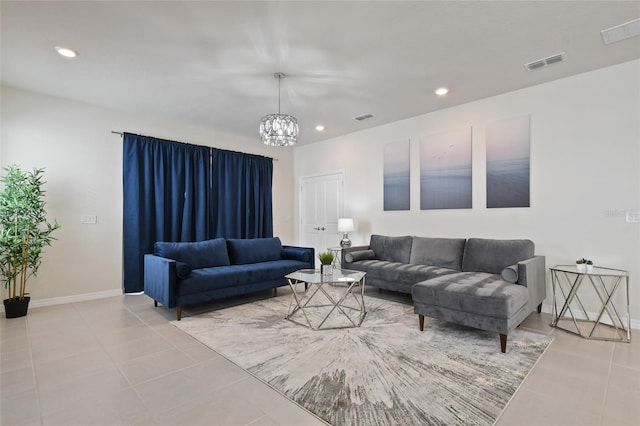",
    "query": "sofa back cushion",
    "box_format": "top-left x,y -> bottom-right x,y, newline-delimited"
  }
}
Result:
369,234 -> 412,264
226,237 -> 283,265
409,237 -> 466,271
154,238 -> 230,270
462,238 -> 534,274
